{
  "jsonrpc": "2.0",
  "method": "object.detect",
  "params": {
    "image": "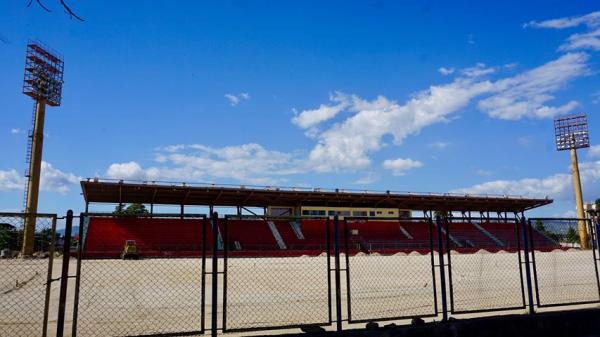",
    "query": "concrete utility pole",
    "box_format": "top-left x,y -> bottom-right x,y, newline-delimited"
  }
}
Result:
570,146 -> 588,248
21,42 -> 64,256
23,100 -> 47,256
